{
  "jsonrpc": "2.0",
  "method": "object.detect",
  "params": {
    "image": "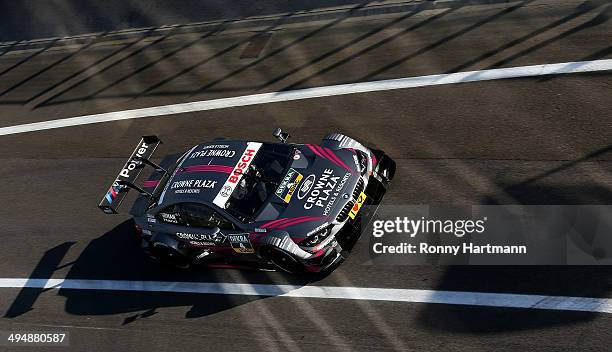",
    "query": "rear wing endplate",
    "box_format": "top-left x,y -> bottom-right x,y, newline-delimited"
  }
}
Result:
98,136 -> 163,214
